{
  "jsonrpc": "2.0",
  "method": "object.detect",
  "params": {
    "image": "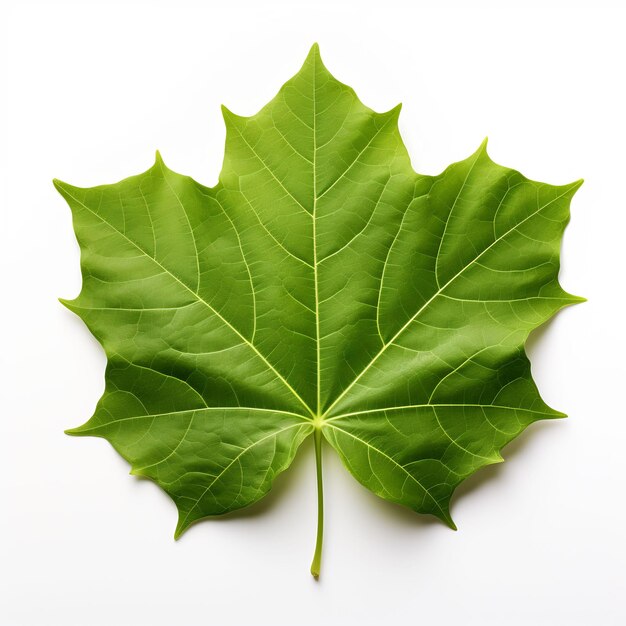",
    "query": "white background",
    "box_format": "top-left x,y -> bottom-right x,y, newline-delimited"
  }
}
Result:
1,1 -> 625,624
